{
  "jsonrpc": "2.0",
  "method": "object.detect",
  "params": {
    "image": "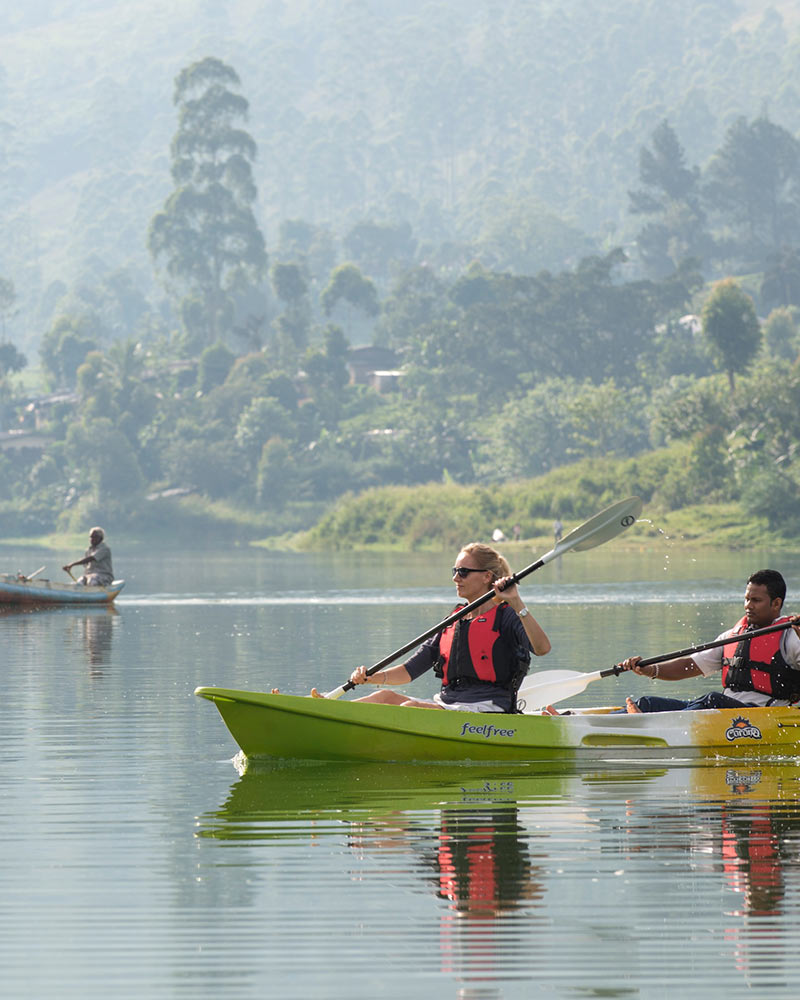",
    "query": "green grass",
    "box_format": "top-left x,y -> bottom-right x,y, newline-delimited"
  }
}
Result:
3,446 -> 796,554
289,451 -> 798,553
